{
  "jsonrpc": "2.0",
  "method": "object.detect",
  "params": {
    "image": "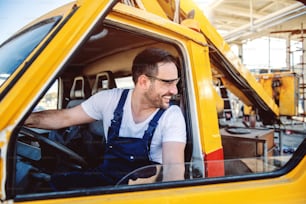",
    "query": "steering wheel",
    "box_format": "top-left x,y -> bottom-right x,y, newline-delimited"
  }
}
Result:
20,126 -> 88,168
